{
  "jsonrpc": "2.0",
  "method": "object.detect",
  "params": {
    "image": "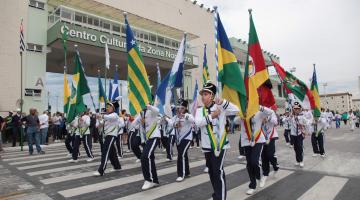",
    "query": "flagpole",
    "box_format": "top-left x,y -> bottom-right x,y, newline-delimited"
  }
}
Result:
182,32 -> 187,99
74,44 -> 96,110
213,6 -> 221,97
20,50 -> 23,152
98,68 -> 101,110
